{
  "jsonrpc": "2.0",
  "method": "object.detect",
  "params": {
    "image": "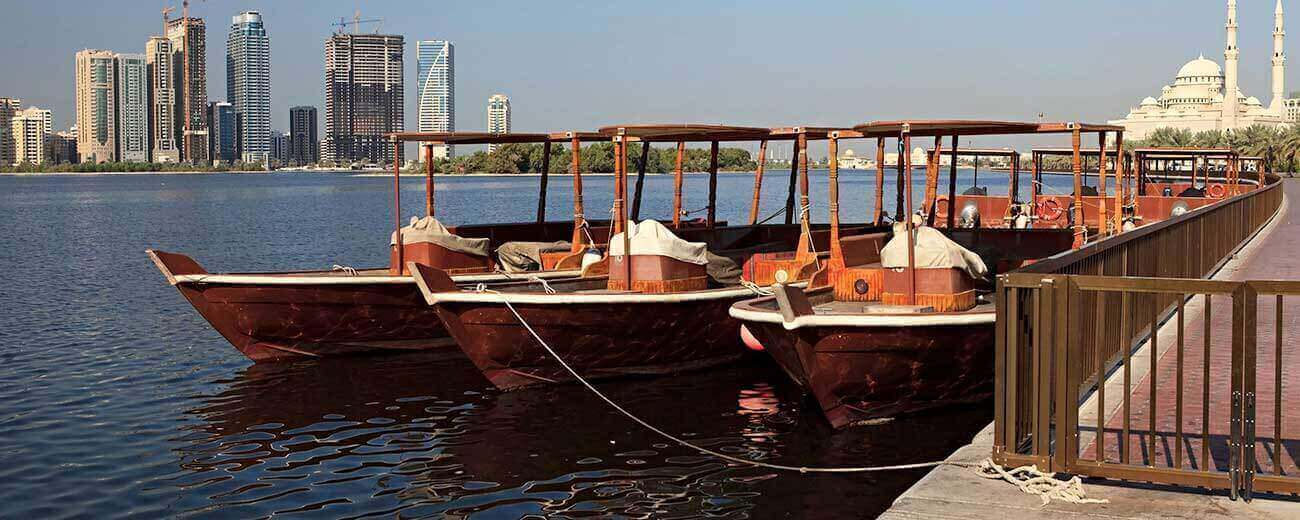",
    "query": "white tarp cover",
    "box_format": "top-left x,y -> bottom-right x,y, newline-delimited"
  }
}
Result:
881,224 -> 988,280
607,220 -> 709,265
390,216 -> 491,257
